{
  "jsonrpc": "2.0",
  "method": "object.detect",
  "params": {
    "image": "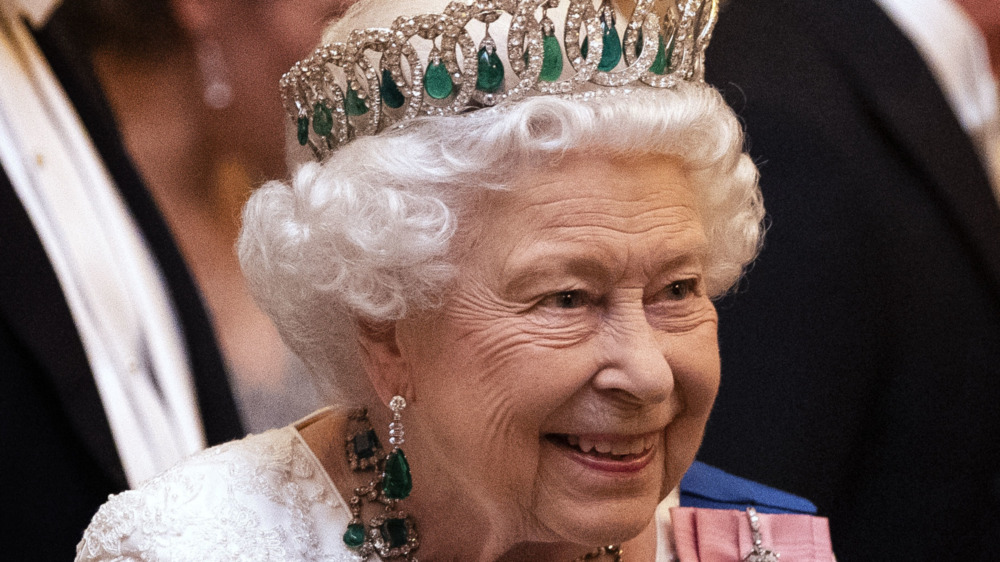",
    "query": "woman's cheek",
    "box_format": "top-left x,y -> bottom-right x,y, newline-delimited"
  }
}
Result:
644,296 -> 718,334
669,330 -> 721,416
